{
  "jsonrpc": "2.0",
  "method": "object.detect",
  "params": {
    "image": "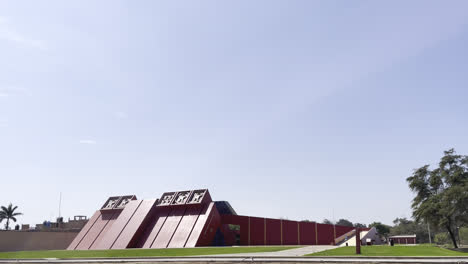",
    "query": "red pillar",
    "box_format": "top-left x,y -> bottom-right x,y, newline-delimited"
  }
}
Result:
355,228 -> 361,255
